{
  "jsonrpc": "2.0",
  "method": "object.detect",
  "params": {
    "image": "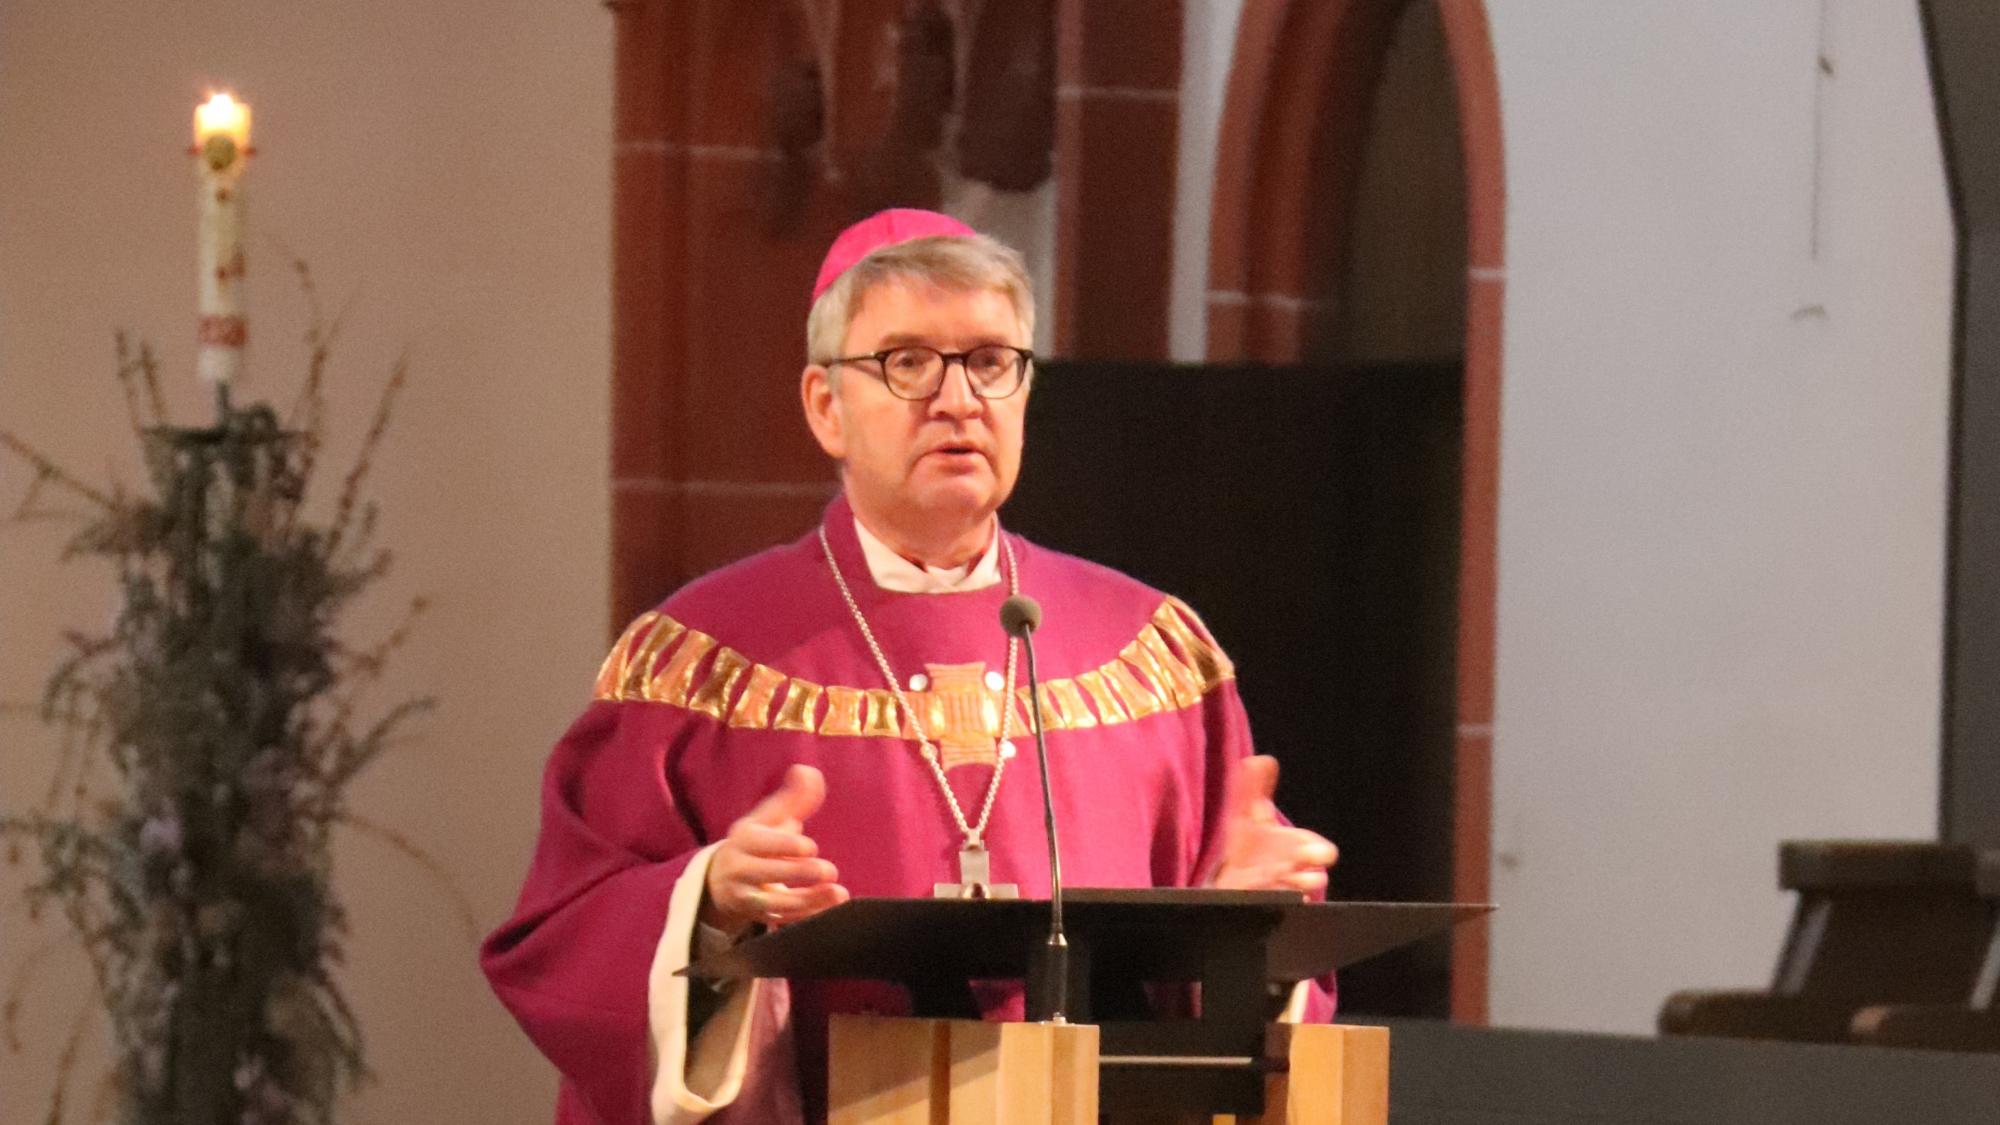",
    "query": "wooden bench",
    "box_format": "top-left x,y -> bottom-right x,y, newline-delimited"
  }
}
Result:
1659,841 -> 1997,1047
1849,848 -> 2000,1052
